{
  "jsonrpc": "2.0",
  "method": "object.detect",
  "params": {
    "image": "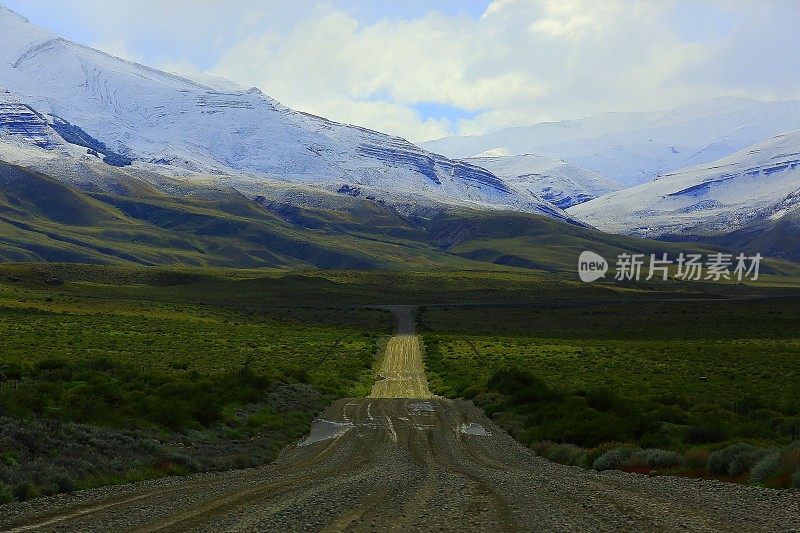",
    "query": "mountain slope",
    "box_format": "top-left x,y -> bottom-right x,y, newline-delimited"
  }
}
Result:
0,5 -> 567,220
567,131 -> 800,239
0,88 -> 61,149
0,159 -> 445,268
1,156 -> 756,272
704,208 -> 800,262
464,153 -> 621,208
422,98 -> 800,186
